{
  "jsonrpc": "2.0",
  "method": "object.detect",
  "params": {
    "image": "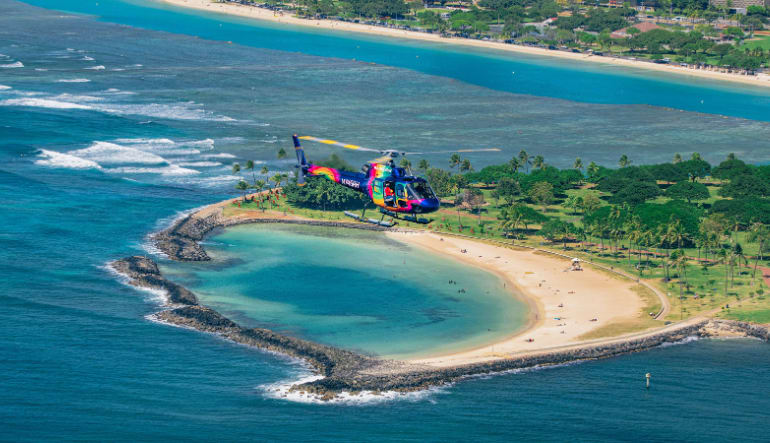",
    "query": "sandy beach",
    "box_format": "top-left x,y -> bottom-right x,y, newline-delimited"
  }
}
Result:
157,0 -> 770,89
387,231 -> 654,366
